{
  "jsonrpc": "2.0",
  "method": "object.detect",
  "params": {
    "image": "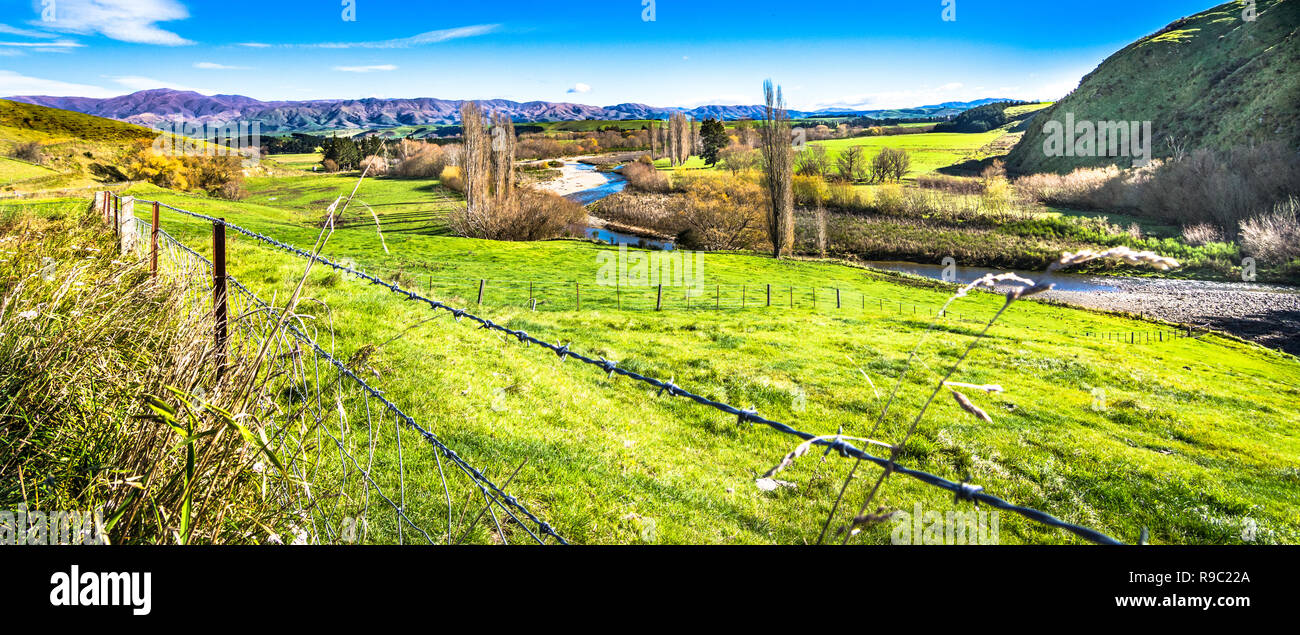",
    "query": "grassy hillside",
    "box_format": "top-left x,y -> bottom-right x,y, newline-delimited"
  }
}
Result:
0,98 -> 155,145
7,172 -> 1298,544
0,99 -> 160,192
1007,0 -> 1300,174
